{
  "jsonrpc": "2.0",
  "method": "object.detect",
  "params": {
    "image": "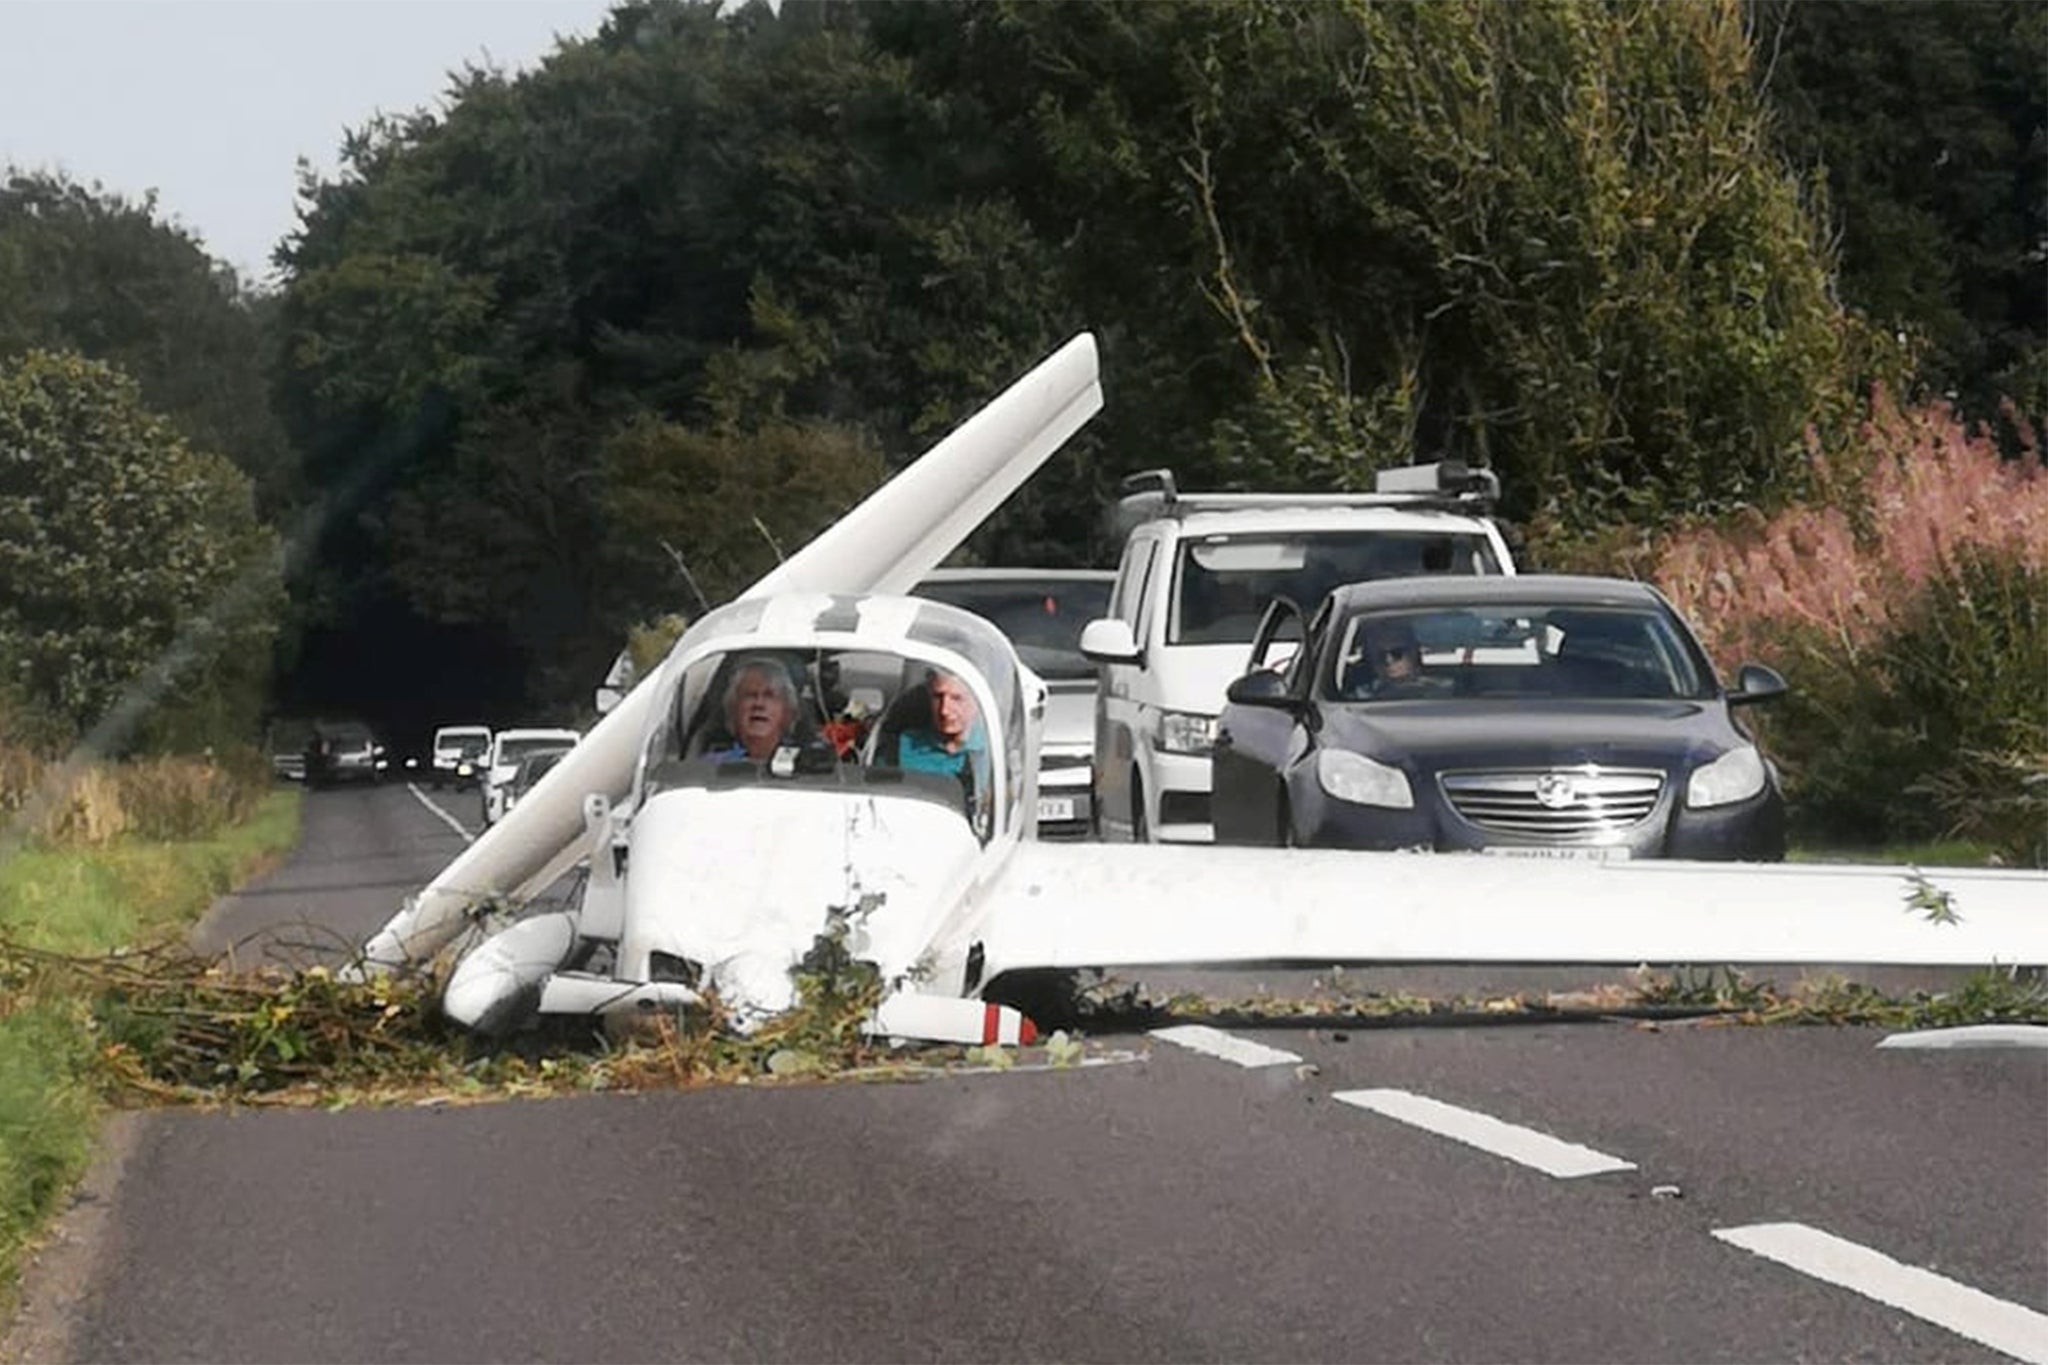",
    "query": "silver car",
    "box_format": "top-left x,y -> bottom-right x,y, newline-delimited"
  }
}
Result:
914,567 -> 1114,839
